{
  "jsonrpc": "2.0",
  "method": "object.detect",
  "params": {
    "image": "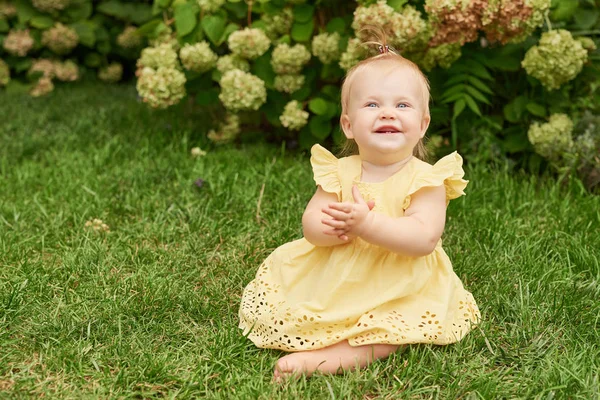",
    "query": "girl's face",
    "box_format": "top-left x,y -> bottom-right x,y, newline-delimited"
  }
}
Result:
341,64 -> 430,164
